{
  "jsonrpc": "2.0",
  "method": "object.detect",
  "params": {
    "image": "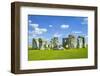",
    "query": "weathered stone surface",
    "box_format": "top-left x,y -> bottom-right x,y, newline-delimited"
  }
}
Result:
50,37 -> 60,50
32,35 -> 86,50
62,35 -> 86,49
63,35 -> 77,49
32,38 -> 39,49
77,36 -> 86,48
